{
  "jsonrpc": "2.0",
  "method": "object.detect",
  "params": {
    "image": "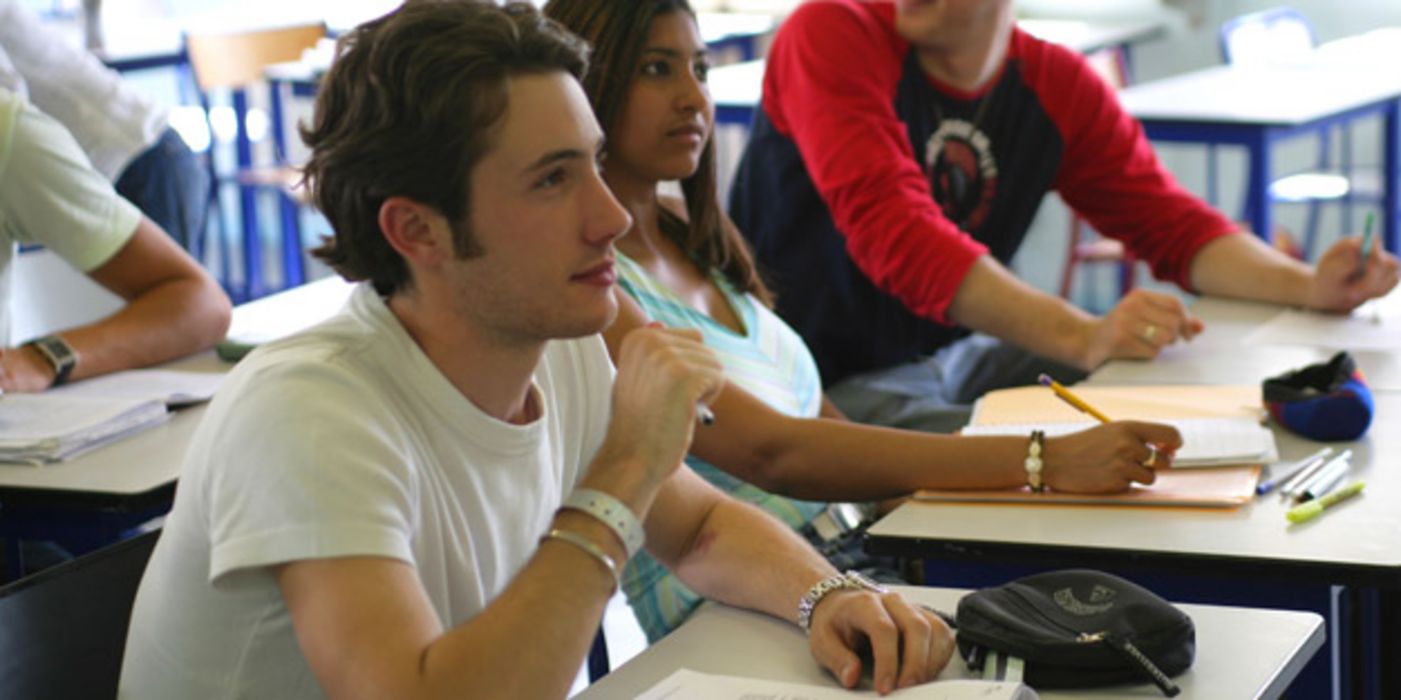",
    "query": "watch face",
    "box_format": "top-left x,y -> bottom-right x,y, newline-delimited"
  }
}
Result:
36,336 -> 77,365
30,335 -> 78,386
